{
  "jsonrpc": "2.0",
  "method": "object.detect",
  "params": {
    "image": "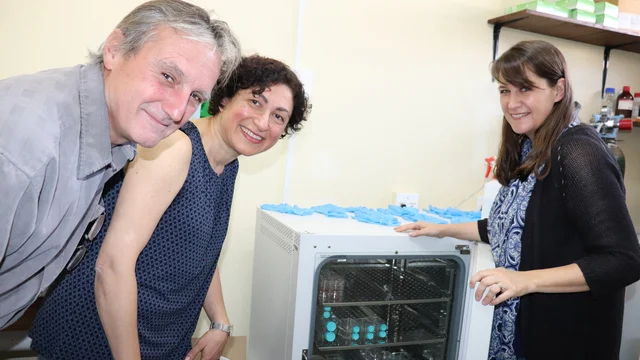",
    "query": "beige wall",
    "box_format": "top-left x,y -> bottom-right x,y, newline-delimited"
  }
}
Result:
2,0 -> 640,340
